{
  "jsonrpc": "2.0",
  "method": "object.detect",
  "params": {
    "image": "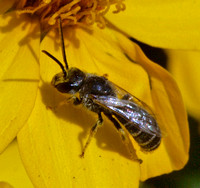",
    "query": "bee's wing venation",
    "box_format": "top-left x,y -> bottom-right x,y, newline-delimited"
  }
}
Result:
92,95 -> 161,136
